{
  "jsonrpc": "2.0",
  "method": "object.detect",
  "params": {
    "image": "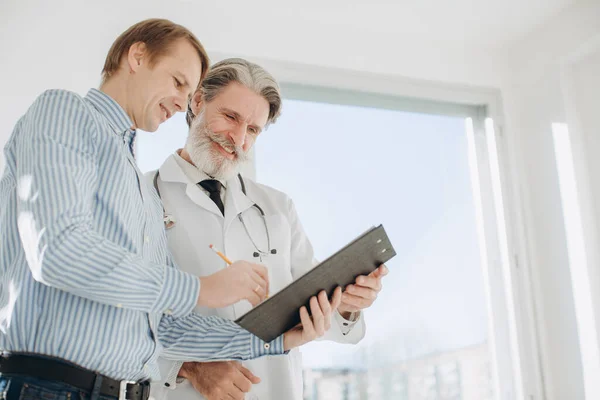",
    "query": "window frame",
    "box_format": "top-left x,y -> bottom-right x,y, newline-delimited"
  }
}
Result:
215,53 -> 542,400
